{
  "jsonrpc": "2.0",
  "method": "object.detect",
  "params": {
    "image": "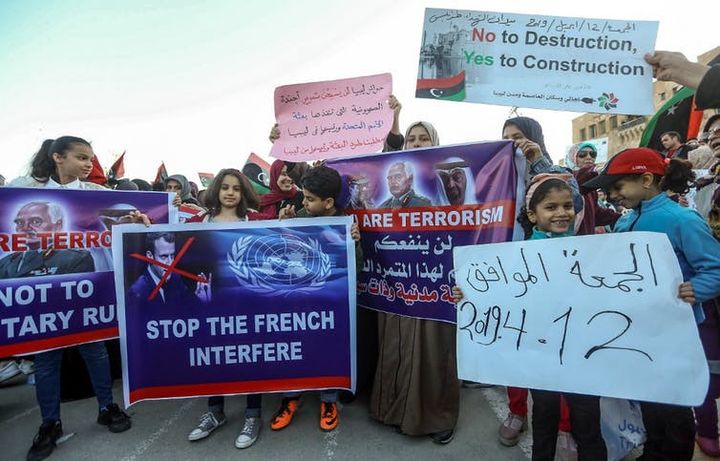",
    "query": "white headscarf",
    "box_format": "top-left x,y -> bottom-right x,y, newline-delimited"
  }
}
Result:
435,156 -> 477,205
